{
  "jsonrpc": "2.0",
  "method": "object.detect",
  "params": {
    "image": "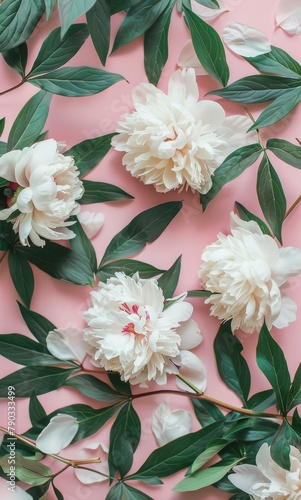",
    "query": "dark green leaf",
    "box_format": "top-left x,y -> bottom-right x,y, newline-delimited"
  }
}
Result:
106,483 -> 123,500
0,142 -> 7,156
173,459 -> 240,492
271,421 -> 296,470
65,374 -> 127,403
256,323 -> 291,415
201,144 -> 263,210
44,0 -> 56,20
245,45 -> 301,79
29,391 -> 47,427
208,75 -> 301,103
183,5 -> 229,86
18,302 -> 56,345
26,483 -> 50,499
57,0 -> 97,37
0,333 -> 62,366
230,494 -> 250,500
18,241 -> 95,286
110,0 -> 141,14
2,42 -> 27,77
0,118 -> 5,137
186,290 -> 212,298
29,67 -> 124,97
7,91 -> 52,151
246,389 -> 276,412
288,363 -> 301,411
157,255 -> 181,299
100,201 -> 182,265
8,249 -> 34,308
112,0 -> 170,53
68,216 -> 97,273
267,138 -> 301,169
108,373 -> 132,396
126,476 -> 163,485
28,24 -> 89,77
109,402 -> 141,477
224,417 -> 279,441
192,398 -> 224,427
0,0 -> 45,51
65,133 -> 116,177
87,0 -> 110,66
144,3 -> 172,85
34,130 -> 48,143
97,259 -> 164,281
120,484 -> 154,500
256,153 -> 286,243
79,180 -> 133,204
53,483 -> 64,500
0,366 -> 77,397
249,86 -> 301,130
235,201 -> 272,236
214,321 -> 250,406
